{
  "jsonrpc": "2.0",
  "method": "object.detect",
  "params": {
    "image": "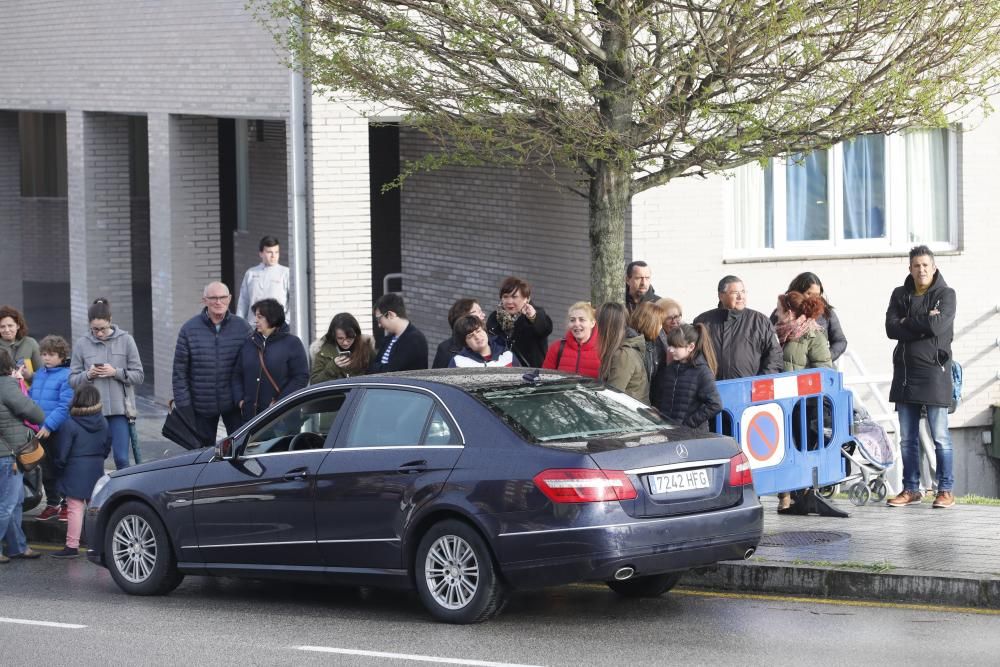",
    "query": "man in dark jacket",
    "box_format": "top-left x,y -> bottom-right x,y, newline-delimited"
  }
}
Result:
172,282 -> 252,446
694,276 -> 783,380
370,293 -> 429,373
625,260 -> 659,313
885,246 -> 957,509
